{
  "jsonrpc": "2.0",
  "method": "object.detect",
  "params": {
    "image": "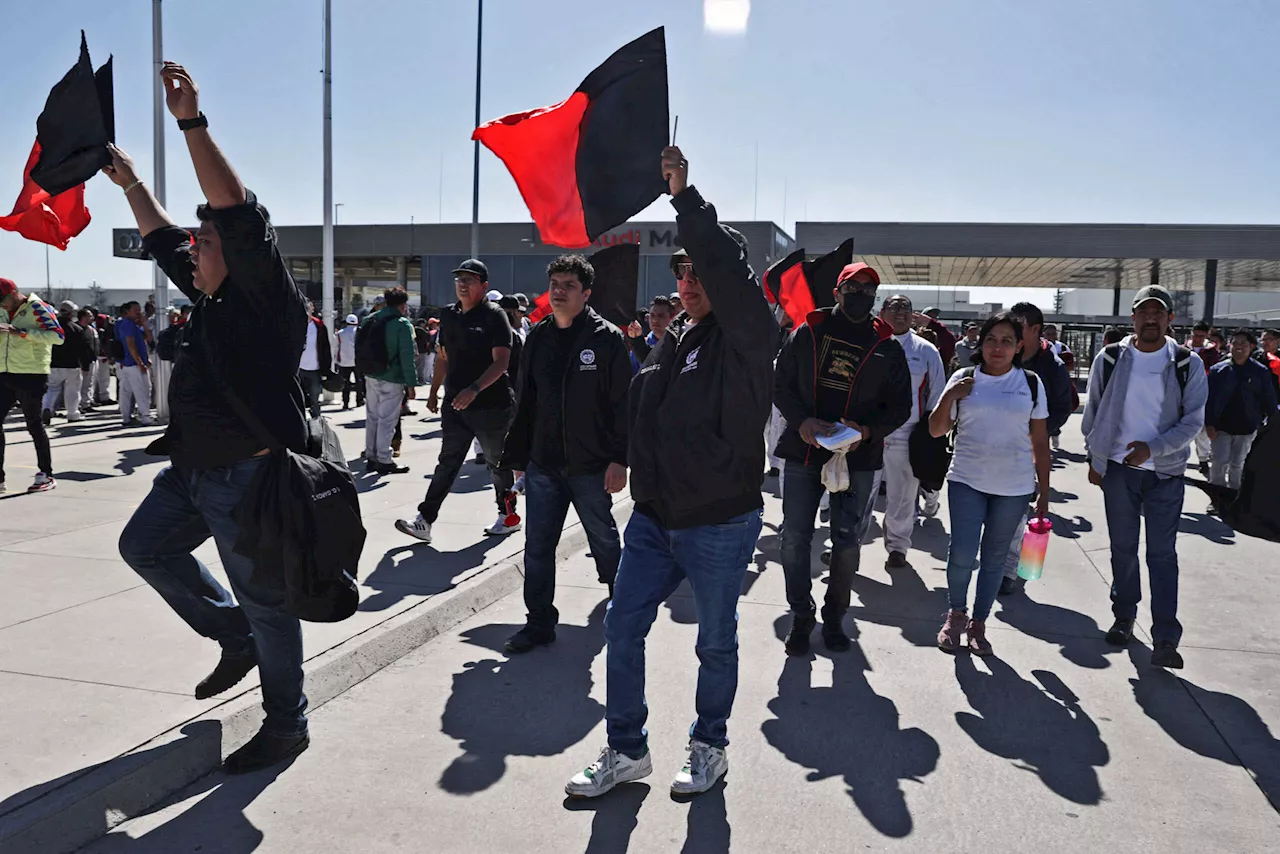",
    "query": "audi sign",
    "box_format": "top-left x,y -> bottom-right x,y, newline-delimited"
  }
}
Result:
113,229 -> 147,259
